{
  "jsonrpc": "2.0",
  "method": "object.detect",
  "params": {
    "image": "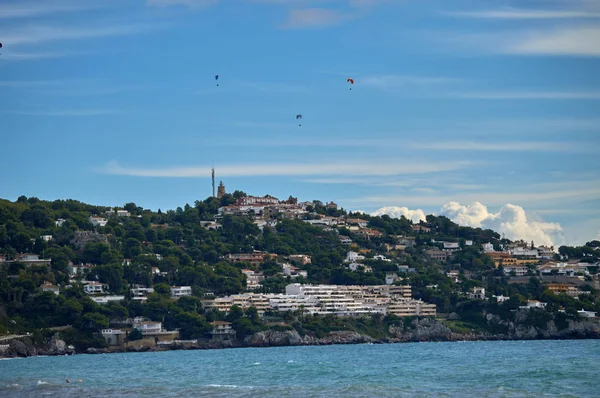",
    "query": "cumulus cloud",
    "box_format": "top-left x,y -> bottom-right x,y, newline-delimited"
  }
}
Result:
372,201 -> 564,247
371,206 -> 426,223
440,201 -> 563,247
